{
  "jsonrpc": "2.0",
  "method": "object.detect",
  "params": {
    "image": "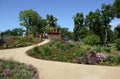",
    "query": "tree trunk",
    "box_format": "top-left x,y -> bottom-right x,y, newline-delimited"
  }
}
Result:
104,28 -> 107,46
